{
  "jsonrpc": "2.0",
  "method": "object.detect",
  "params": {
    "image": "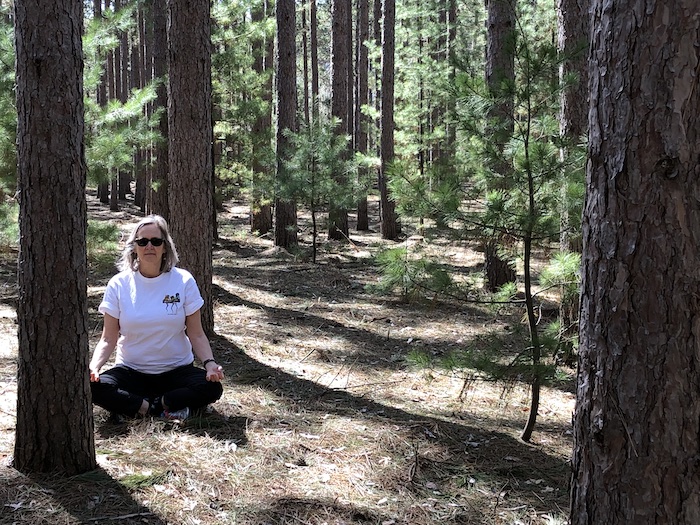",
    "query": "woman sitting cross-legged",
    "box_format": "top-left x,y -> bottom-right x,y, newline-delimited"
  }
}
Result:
89,214 -> 224,421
